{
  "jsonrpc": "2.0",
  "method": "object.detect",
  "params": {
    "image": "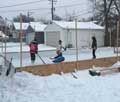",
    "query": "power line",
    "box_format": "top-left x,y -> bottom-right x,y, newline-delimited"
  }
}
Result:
0,0 -> 87,20
75,10 -> 93,18
0,8 -> 50,13
0,0 -> 47,8
0,1 -> 92,19
55,3 -> 86,8
0,3 -> 87,13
